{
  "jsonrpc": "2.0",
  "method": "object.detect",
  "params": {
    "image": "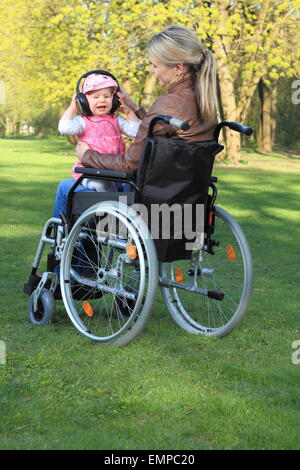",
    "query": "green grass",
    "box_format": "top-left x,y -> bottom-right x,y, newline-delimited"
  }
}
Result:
0,136 -> 300,450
